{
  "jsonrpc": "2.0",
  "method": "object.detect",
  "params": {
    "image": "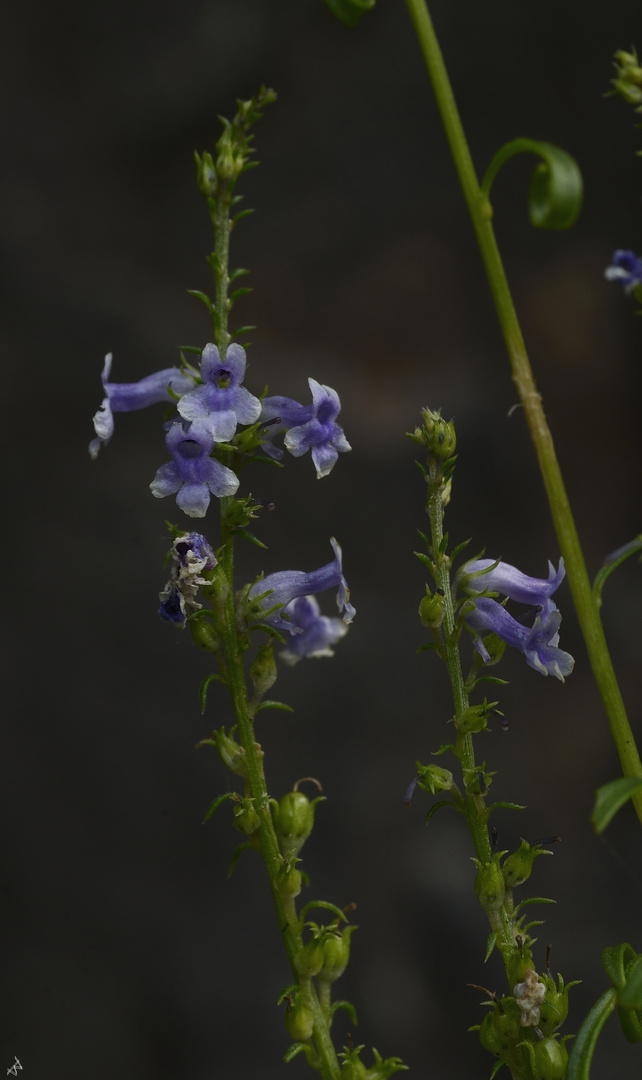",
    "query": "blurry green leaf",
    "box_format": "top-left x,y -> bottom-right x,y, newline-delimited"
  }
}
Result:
482,138 -> 583,229
323,0 -> 375,29
566,988 -> 617,1080
591,777 -> 642,833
